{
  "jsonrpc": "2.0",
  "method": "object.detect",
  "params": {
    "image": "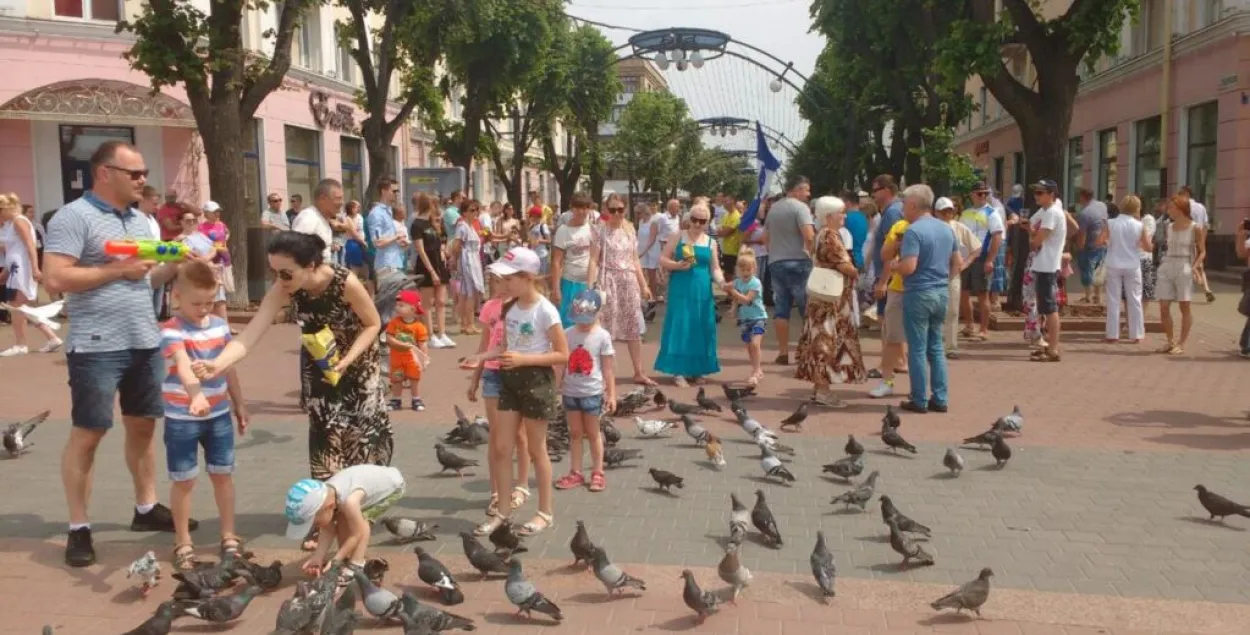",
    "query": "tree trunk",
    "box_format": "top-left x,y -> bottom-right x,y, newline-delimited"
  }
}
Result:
365,138 -> 393,208
904,125 -> 923,185
196,96 -> 249,309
